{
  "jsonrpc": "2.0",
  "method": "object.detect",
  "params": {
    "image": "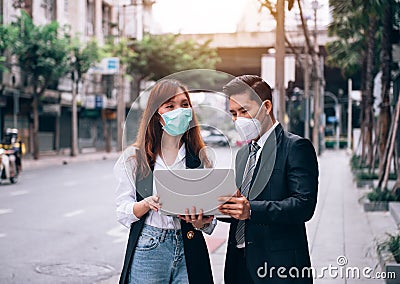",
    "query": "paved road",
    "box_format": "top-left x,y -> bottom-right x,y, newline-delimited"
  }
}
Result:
0,147 -> 235,284
0,158 -> 126,283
